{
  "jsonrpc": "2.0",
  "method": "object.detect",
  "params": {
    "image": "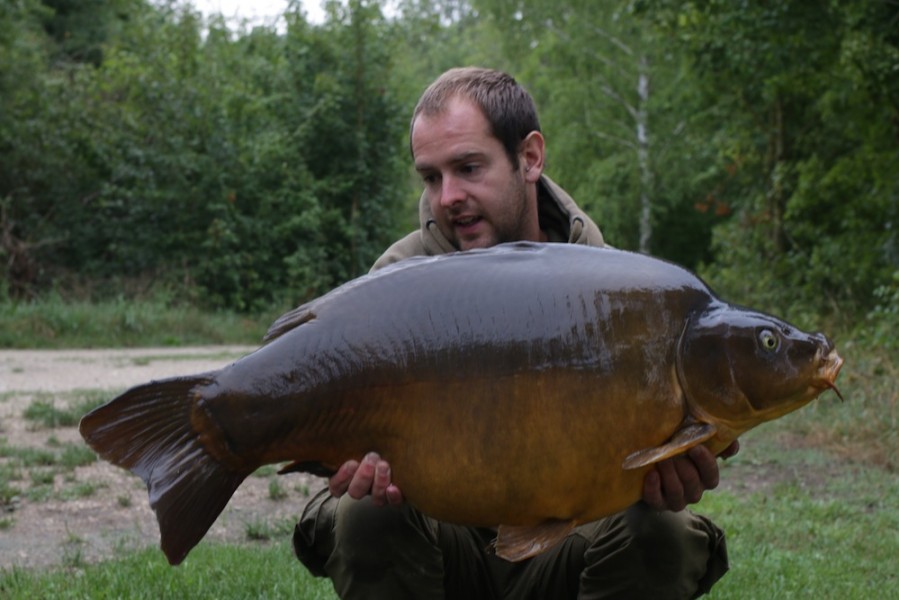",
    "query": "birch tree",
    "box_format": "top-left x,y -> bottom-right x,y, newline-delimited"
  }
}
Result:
474,0 -> 709,257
